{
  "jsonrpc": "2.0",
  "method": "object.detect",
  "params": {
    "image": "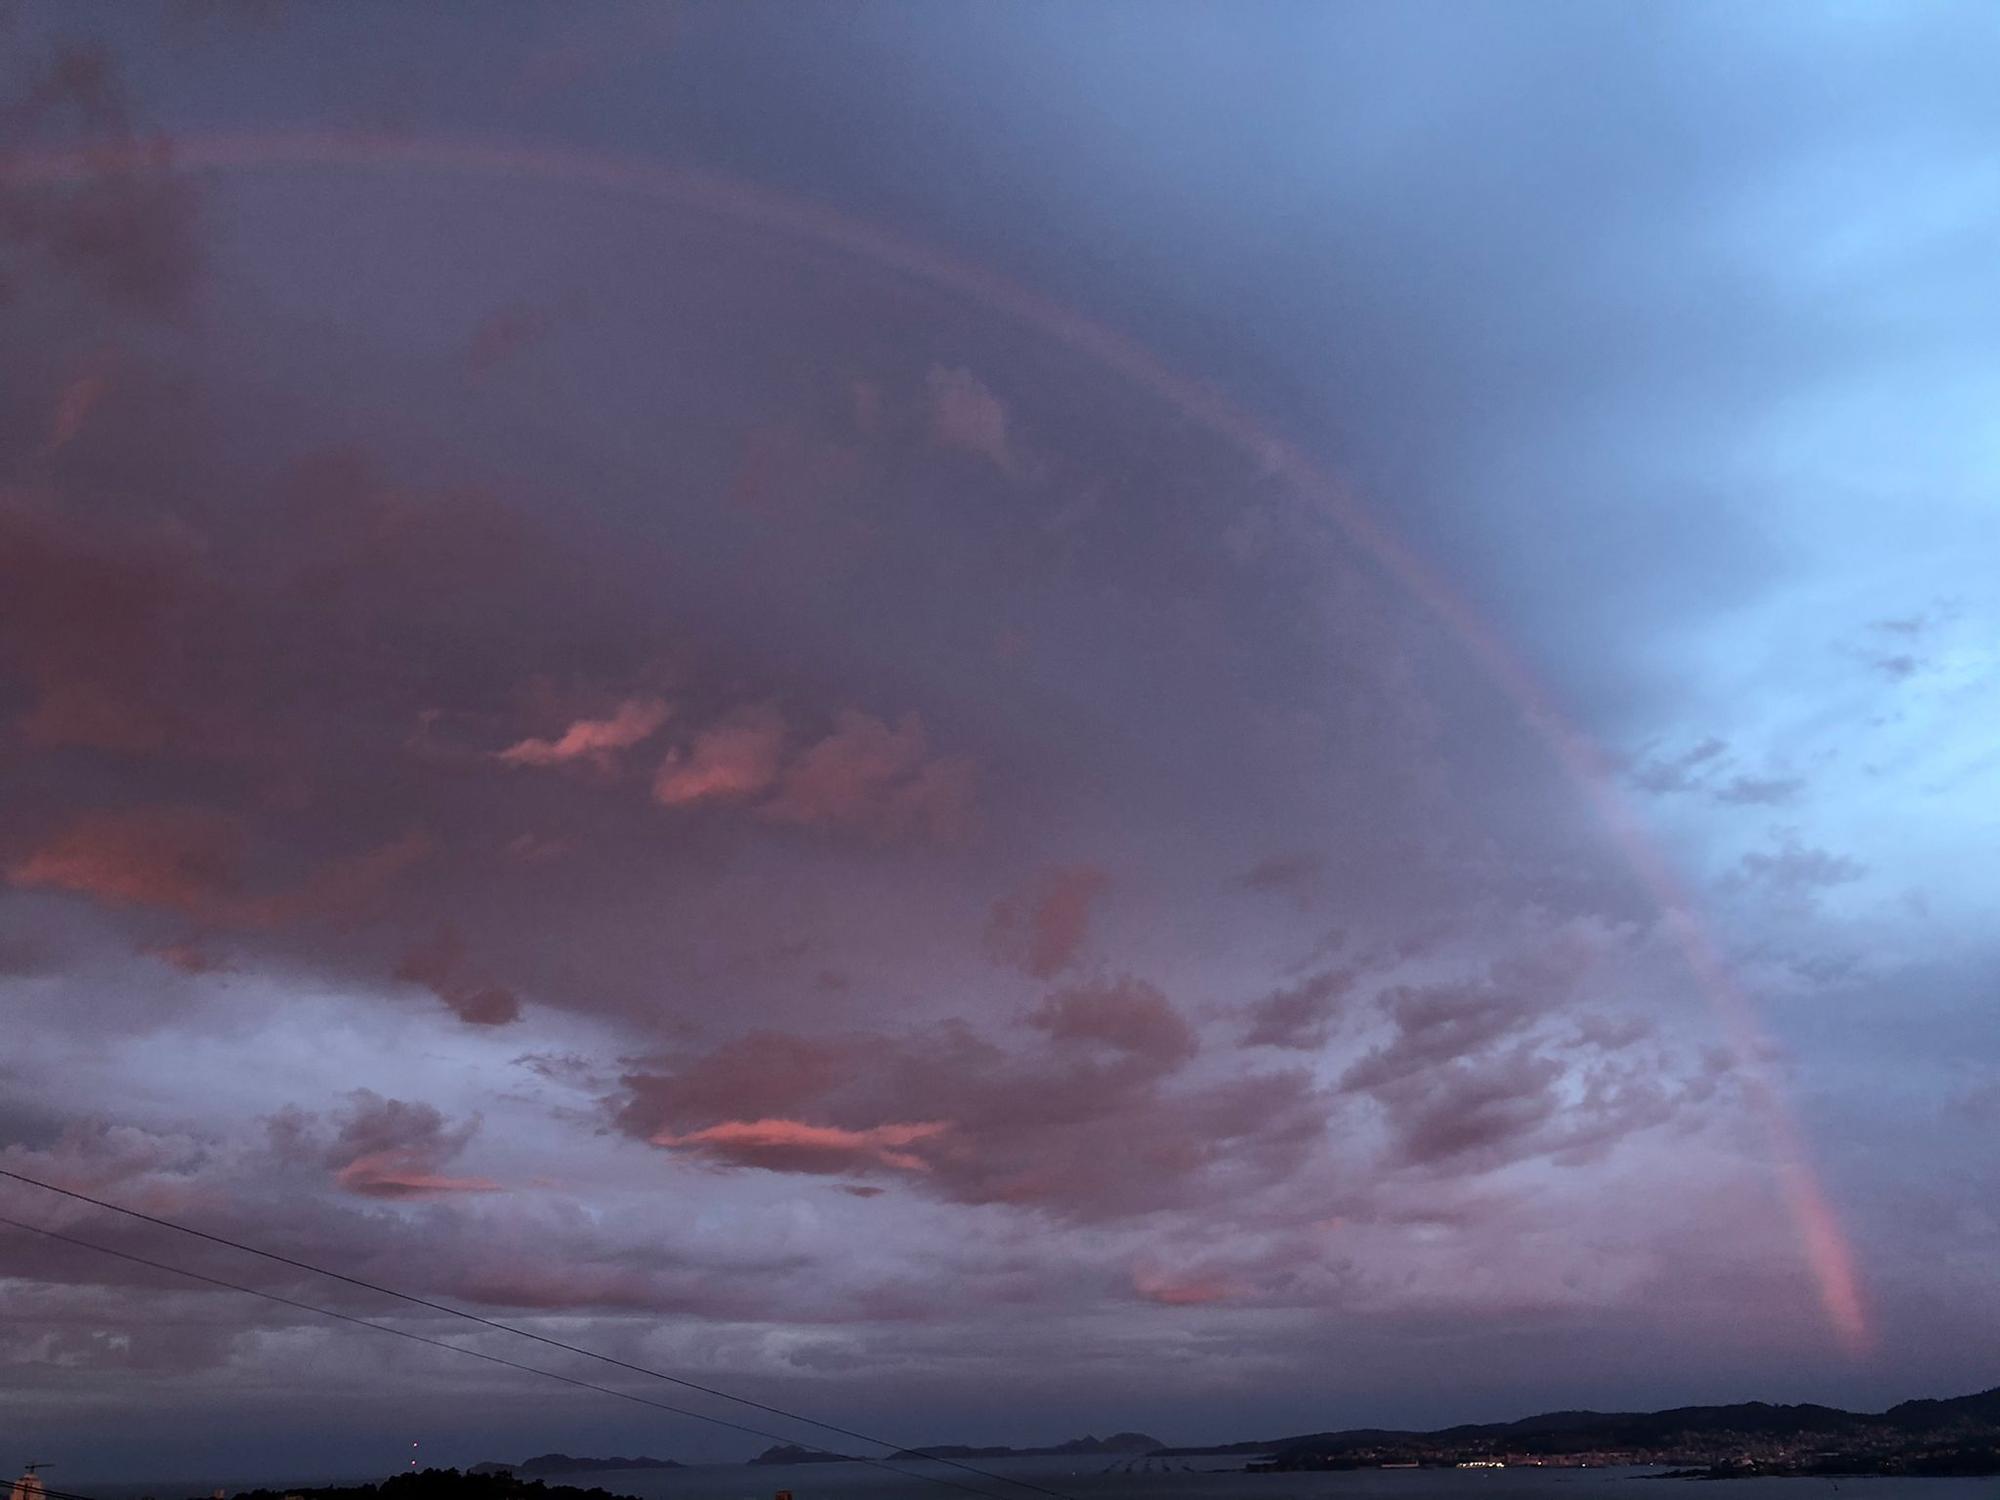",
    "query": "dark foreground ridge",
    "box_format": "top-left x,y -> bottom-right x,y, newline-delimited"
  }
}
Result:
1196,1383 -> 2000,1476
223,1470 -> 650,1500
